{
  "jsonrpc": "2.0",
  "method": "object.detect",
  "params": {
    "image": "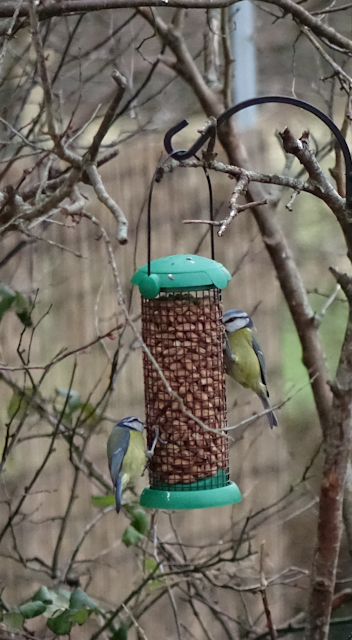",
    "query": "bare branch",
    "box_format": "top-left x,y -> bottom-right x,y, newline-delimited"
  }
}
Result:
183,200 -> 268,226
160,156 -> 335,200
218,172 -> 250,236
0,370 -> 112,492
28,0 -> 58,143
301,26 -> 352,92
0,0 -> 24,79
0,0 -> 350,57
86,70 -> 127,163
279,128 -> 352,258
85,165 -> 128,244
259,542 -> 278,640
